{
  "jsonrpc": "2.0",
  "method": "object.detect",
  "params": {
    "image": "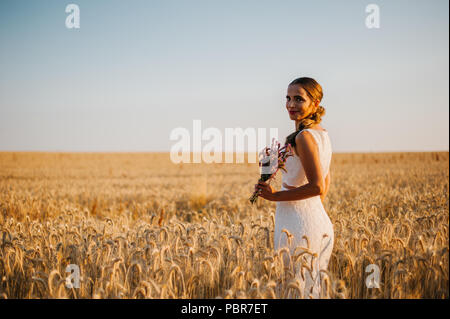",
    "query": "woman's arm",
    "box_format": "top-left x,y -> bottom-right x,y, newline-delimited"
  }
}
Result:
271,182 -> 323,201
256,130 -> 325,202
320,171 -> 330,203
